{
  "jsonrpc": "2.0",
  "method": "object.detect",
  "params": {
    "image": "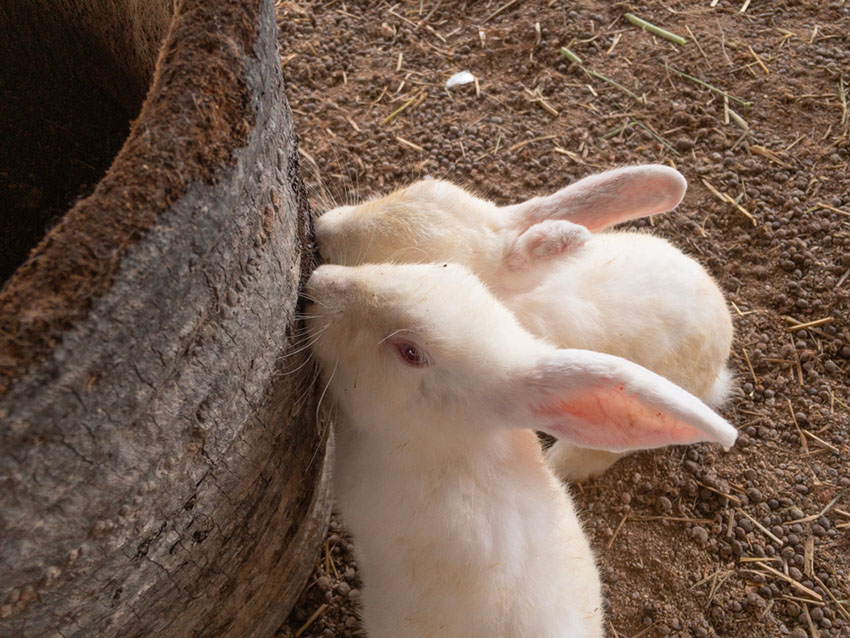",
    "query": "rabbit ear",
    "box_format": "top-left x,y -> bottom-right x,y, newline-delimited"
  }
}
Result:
512,349 -> 737,453
503,165 -> 687,233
